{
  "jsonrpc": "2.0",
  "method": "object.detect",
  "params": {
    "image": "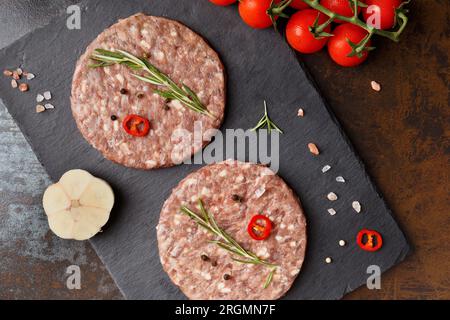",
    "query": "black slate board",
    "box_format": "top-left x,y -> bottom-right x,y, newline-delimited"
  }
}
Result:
0,0 -> 410,299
